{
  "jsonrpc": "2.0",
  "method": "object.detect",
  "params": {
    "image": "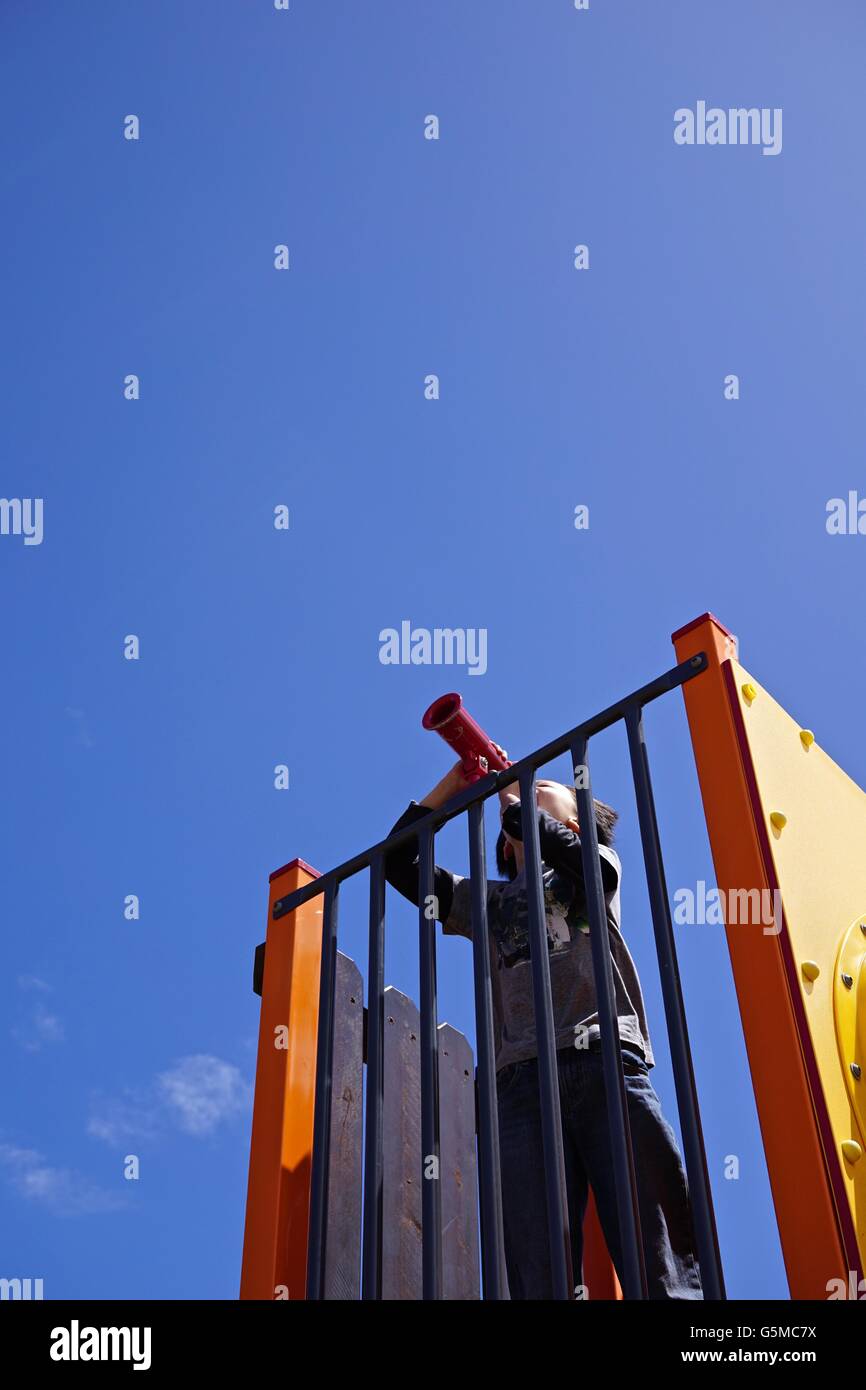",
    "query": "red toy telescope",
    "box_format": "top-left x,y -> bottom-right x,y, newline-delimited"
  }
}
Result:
421,693 -> 512,782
